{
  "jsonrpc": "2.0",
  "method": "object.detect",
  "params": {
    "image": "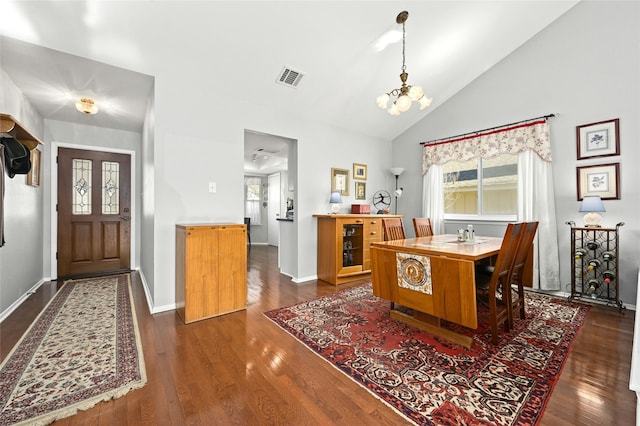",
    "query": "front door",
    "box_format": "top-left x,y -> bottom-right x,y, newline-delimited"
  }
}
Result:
57,148 -> 131,278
